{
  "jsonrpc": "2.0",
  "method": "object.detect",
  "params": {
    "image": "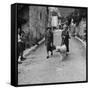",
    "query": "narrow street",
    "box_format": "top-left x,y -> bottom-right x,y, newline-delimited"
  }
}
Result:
18,34 -> 86,85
